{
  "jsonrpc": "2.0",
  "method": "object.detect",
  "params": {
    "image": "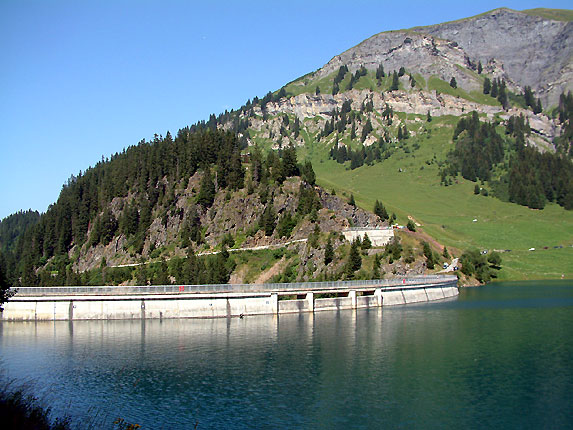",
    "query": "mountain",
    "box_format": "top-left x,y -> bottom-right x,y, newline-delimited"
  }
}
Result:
1,8 -> 572,291
319,8 -> 572,107
220,7 -> 573,279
